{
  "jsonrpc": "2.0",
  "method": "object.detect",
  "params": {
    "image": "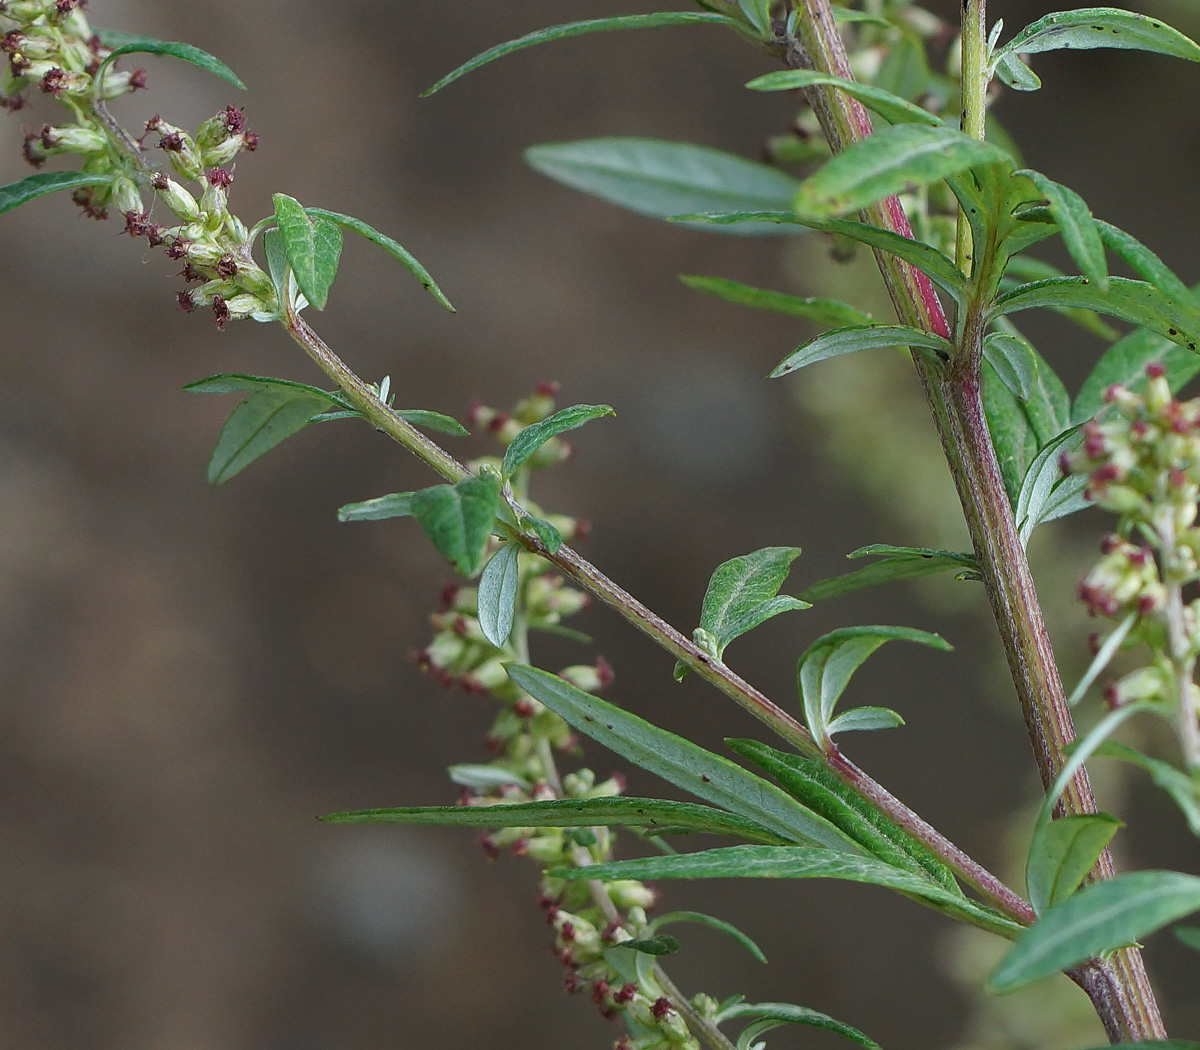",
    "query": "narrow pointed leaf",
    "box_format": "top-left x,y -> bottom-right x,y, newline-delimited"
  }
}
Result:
448,764 -> 528,792
650,911 -> 767,963
799,545 -> 978,602
724,1002 -> 881,1050
394,409 -> 469,436
1027,814 -> 1122,915
983,331 -> 1039,401
621,935 -> 680,956
203,388 -> 333,484
184,372 -> 348,403
1096,220 -> 1196,308
1015,426 -> 1088,545
680,275 -> 871,328
991,870 -> 1200,992
337,492 -> 414,522
424,13 -> 737,95
505,664 -> 863,852
549,845 -> 1021,936
410,474 -> 501,578
995,52 -> 1042,91
771,324 -> 953,377
526,138 -> 801,236
697,547 -> 809,658
501,404 -> 614,478
94,31 -> 244,88
1093,741 -> 1200,836
304,208 -> 455,311
994,9 -> 1200,64
521,514 -> 563,554
1066,614 -> 1136,707
1000,256 -> 1118,339
792,124 -> 1010,220
747,69 -> 942,126
478,542 -> 521,647
1016,169 -> 1107,292
826,706 -> 905,734
273,194 -> 342,310
1073,323 -> 1200,425
0,171 -> 114,216
737,0 -> 772,36
320,796 -> 788,843
1175,926 -> 1200,952
984,359 -> 1038,504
